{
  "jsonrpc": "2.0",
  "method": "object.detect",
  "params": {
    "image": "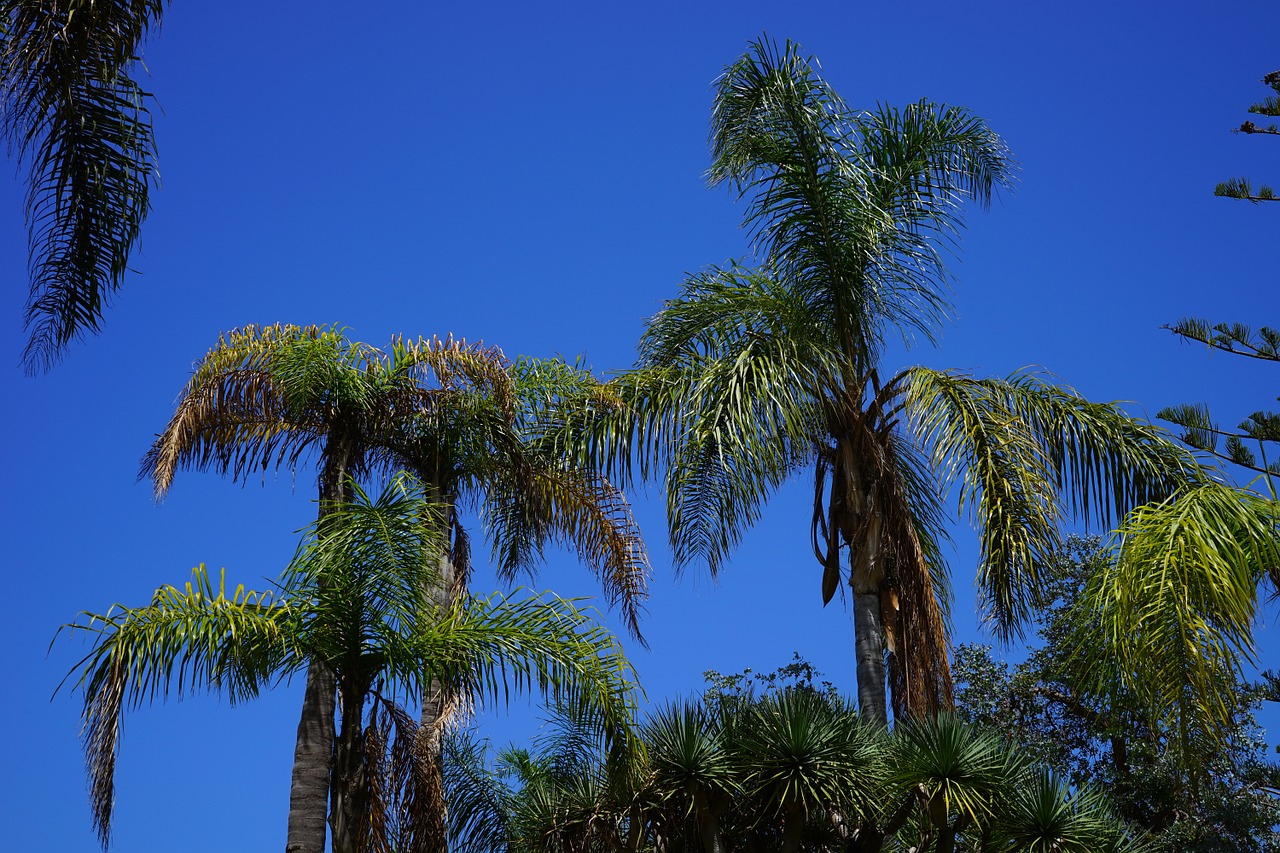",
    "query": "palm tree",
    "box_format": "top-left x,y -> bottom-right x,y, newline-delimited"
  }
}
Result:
445,668 -> 1145,852
141,324 -> 649,852
0,0 -> 167,372
601,37 -> 1201,723
58,478 -> 638,853
1072,482 -> 1280,769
